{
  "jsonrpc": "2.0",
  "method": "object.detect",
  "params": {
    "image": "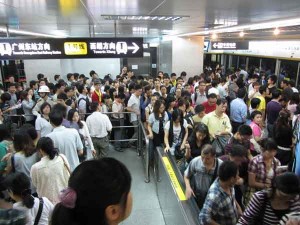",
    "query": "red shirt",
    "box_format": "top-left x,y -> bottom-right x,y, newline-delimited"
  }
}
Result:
91,90 -> 102,104
202,101 -> 216,114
